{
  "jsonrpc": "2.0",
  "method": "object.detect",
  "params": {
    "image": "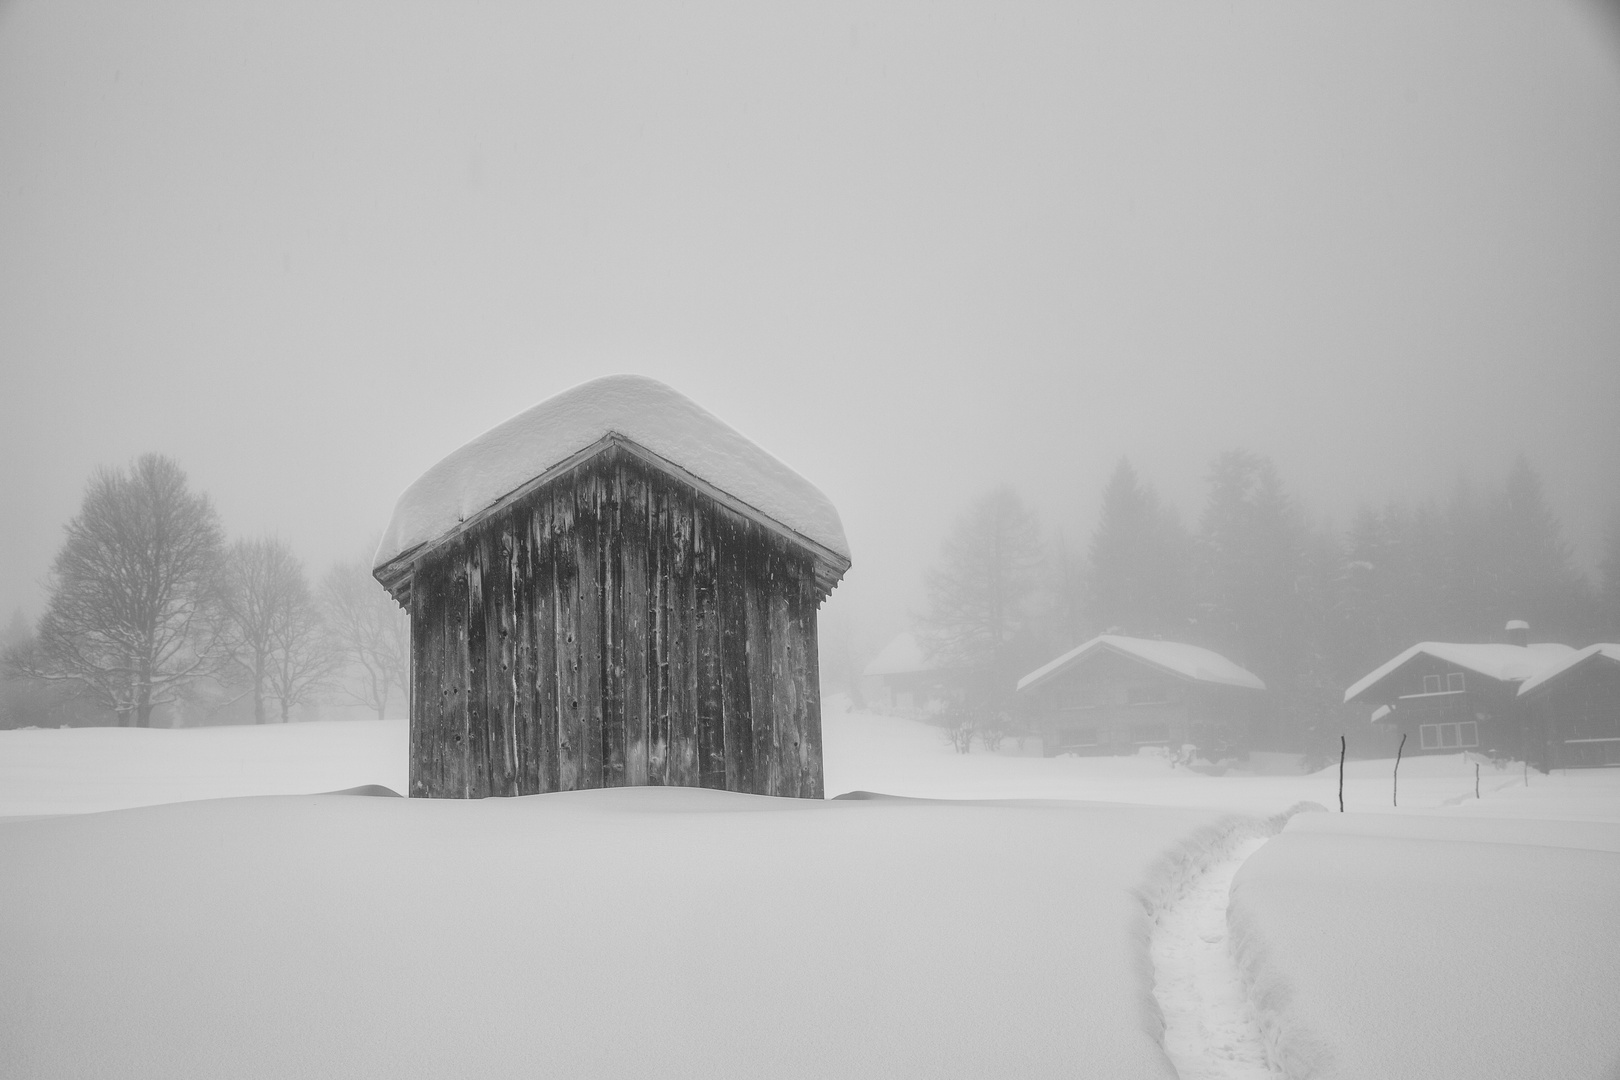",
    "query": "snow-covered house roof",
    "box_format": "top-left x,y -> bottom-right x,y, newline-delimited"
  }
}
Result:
862,632 -> 948,678
1016,635 -> 1266,695
1342,641 -> 1578,704
374,375 -> 851,591
1516,644 -> 1620,699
